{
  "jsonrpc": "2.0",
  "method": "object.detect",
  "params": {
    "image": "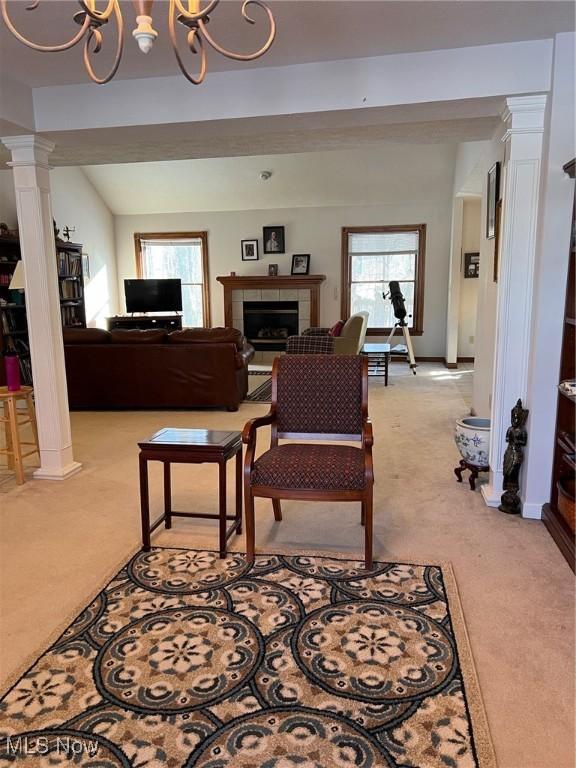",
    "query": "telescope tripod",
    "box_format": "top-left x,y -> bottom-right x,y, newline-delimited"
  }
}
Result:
385,321 -> 417,374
